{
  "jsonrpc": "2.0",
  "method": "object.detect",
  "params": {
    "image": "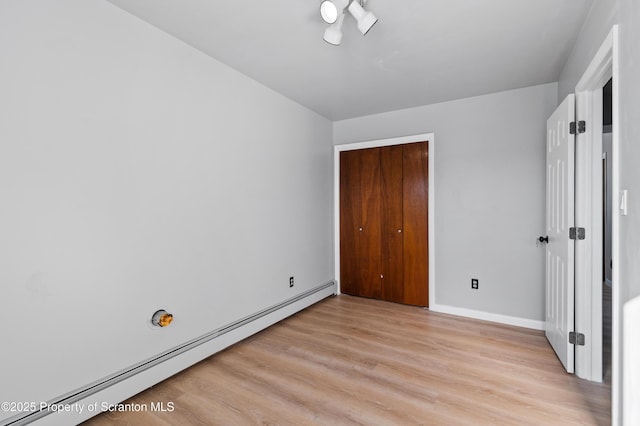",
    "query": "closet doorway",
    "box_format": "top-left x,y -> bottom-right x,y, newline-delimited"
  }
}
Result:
339,141 -> 429,307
